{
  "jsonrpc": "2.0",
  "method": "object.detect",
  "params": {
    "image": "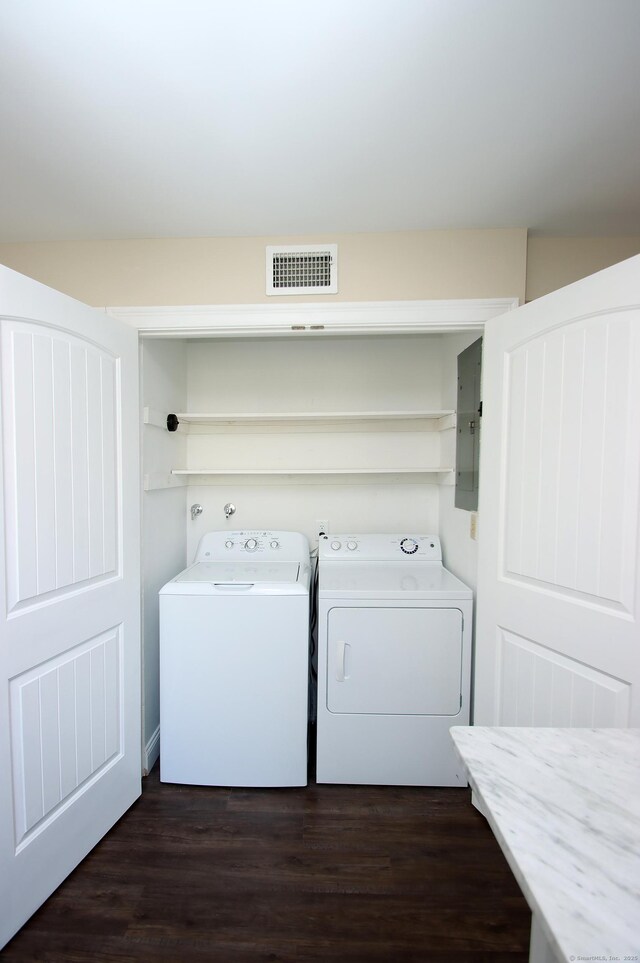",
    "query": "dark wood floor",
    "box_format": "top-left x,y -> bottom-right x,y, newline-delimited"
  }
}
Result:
4,765 -> 531,962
